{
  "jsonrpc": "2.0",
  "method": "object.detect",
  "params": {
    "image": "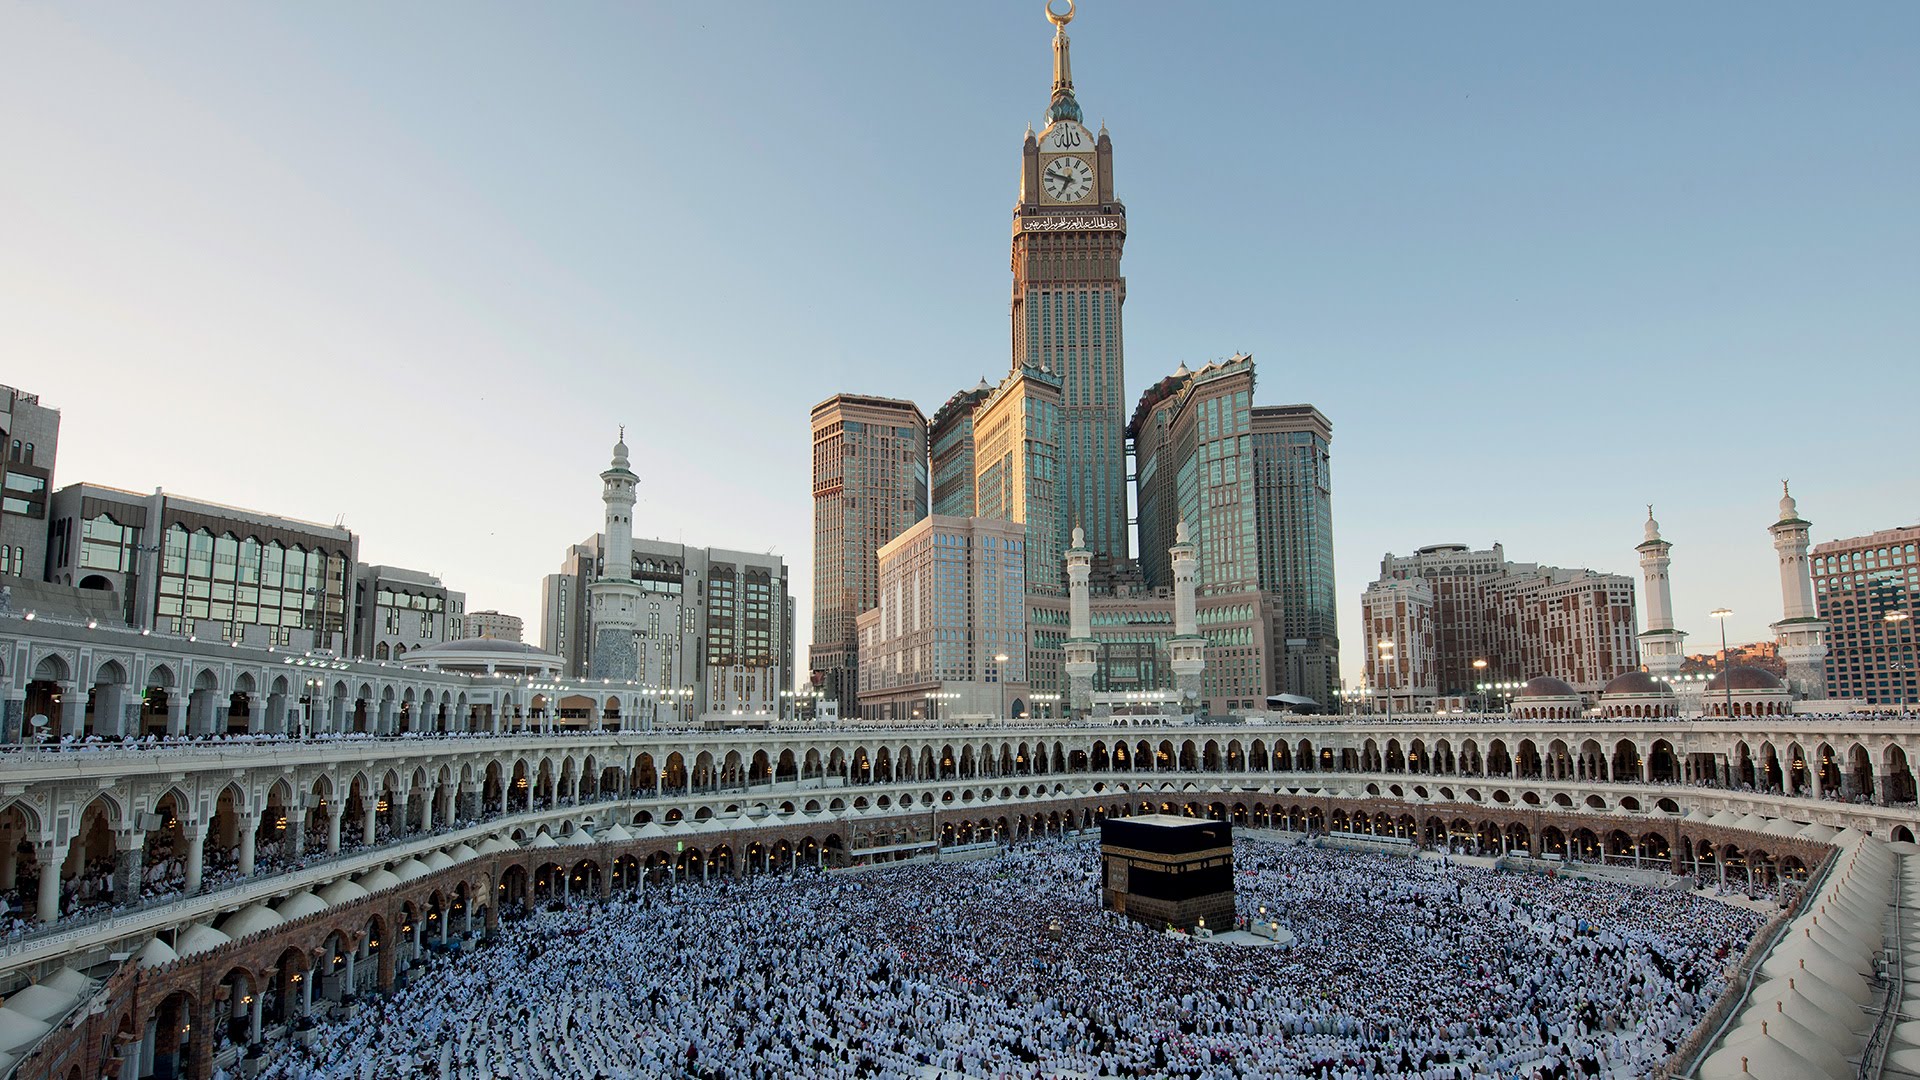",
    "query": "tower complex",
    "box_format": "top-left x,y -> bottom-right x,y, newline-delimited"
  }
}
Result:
813,3 -> 1336,717
1010,1 -> 1130,571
